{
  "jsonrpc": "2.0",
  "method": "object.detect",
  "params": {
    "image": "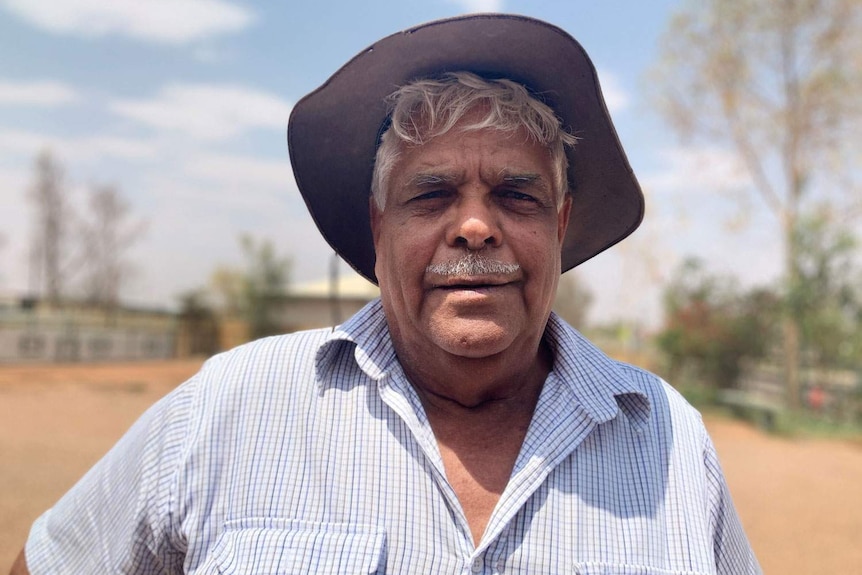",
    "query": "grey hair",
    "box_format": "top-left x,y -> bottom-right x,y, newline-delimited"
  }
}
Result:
371,71 -> 578,210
